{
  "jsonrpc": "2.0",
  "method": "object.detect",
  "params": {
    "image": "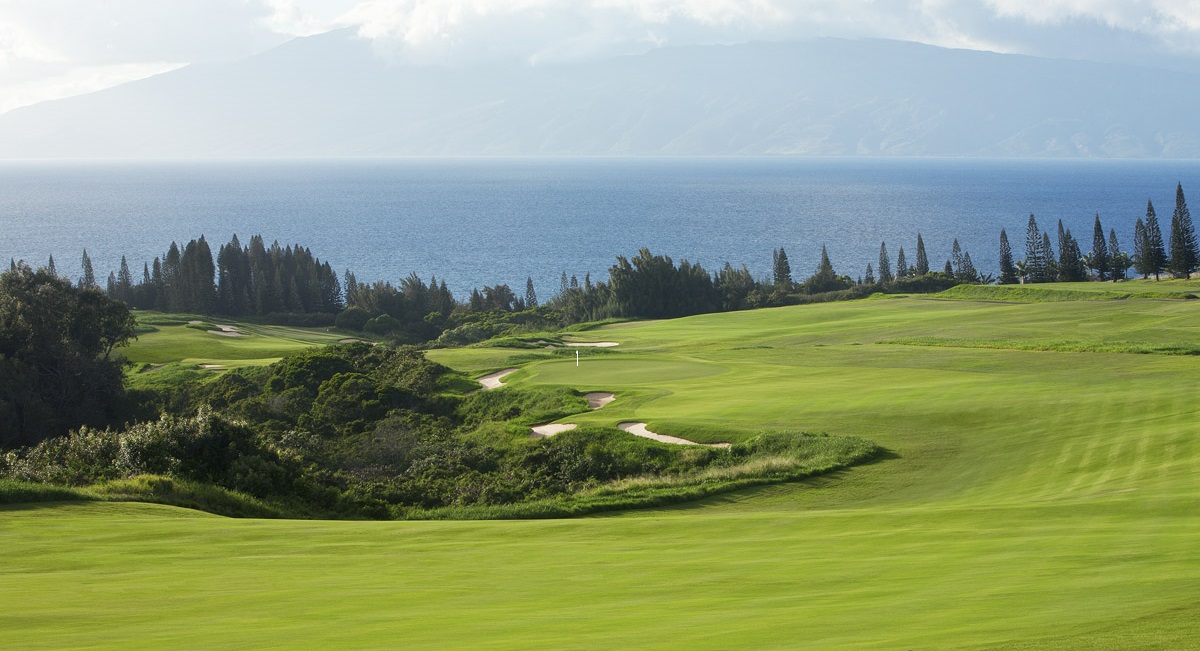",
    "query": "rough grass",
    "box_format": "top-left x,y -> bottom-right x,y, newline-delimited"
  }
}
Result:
6,288 -> 1200,649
